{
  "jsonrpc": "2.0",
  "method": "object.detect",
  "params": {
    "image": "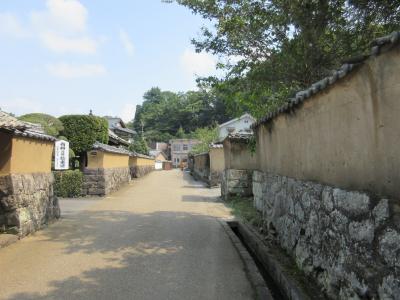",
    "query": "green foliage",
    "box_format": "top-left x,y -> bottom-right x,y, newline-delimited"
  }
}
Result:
19,113 -> 64,137
190,126 -> 219,154
133,87 -> 231,143
175,126 -> 186,138
129,137 -> 149,155
227,196 -> 264,228
169,0 -> 400,117
54,170 -> 83,198
59,115 -> 108,154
